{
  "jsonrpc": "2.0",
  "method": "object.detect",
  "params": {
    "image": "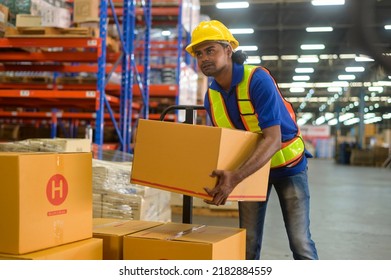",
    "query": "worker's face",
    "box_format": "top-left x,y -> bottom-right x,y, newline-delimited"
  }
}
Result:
193,42 -> 232,77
